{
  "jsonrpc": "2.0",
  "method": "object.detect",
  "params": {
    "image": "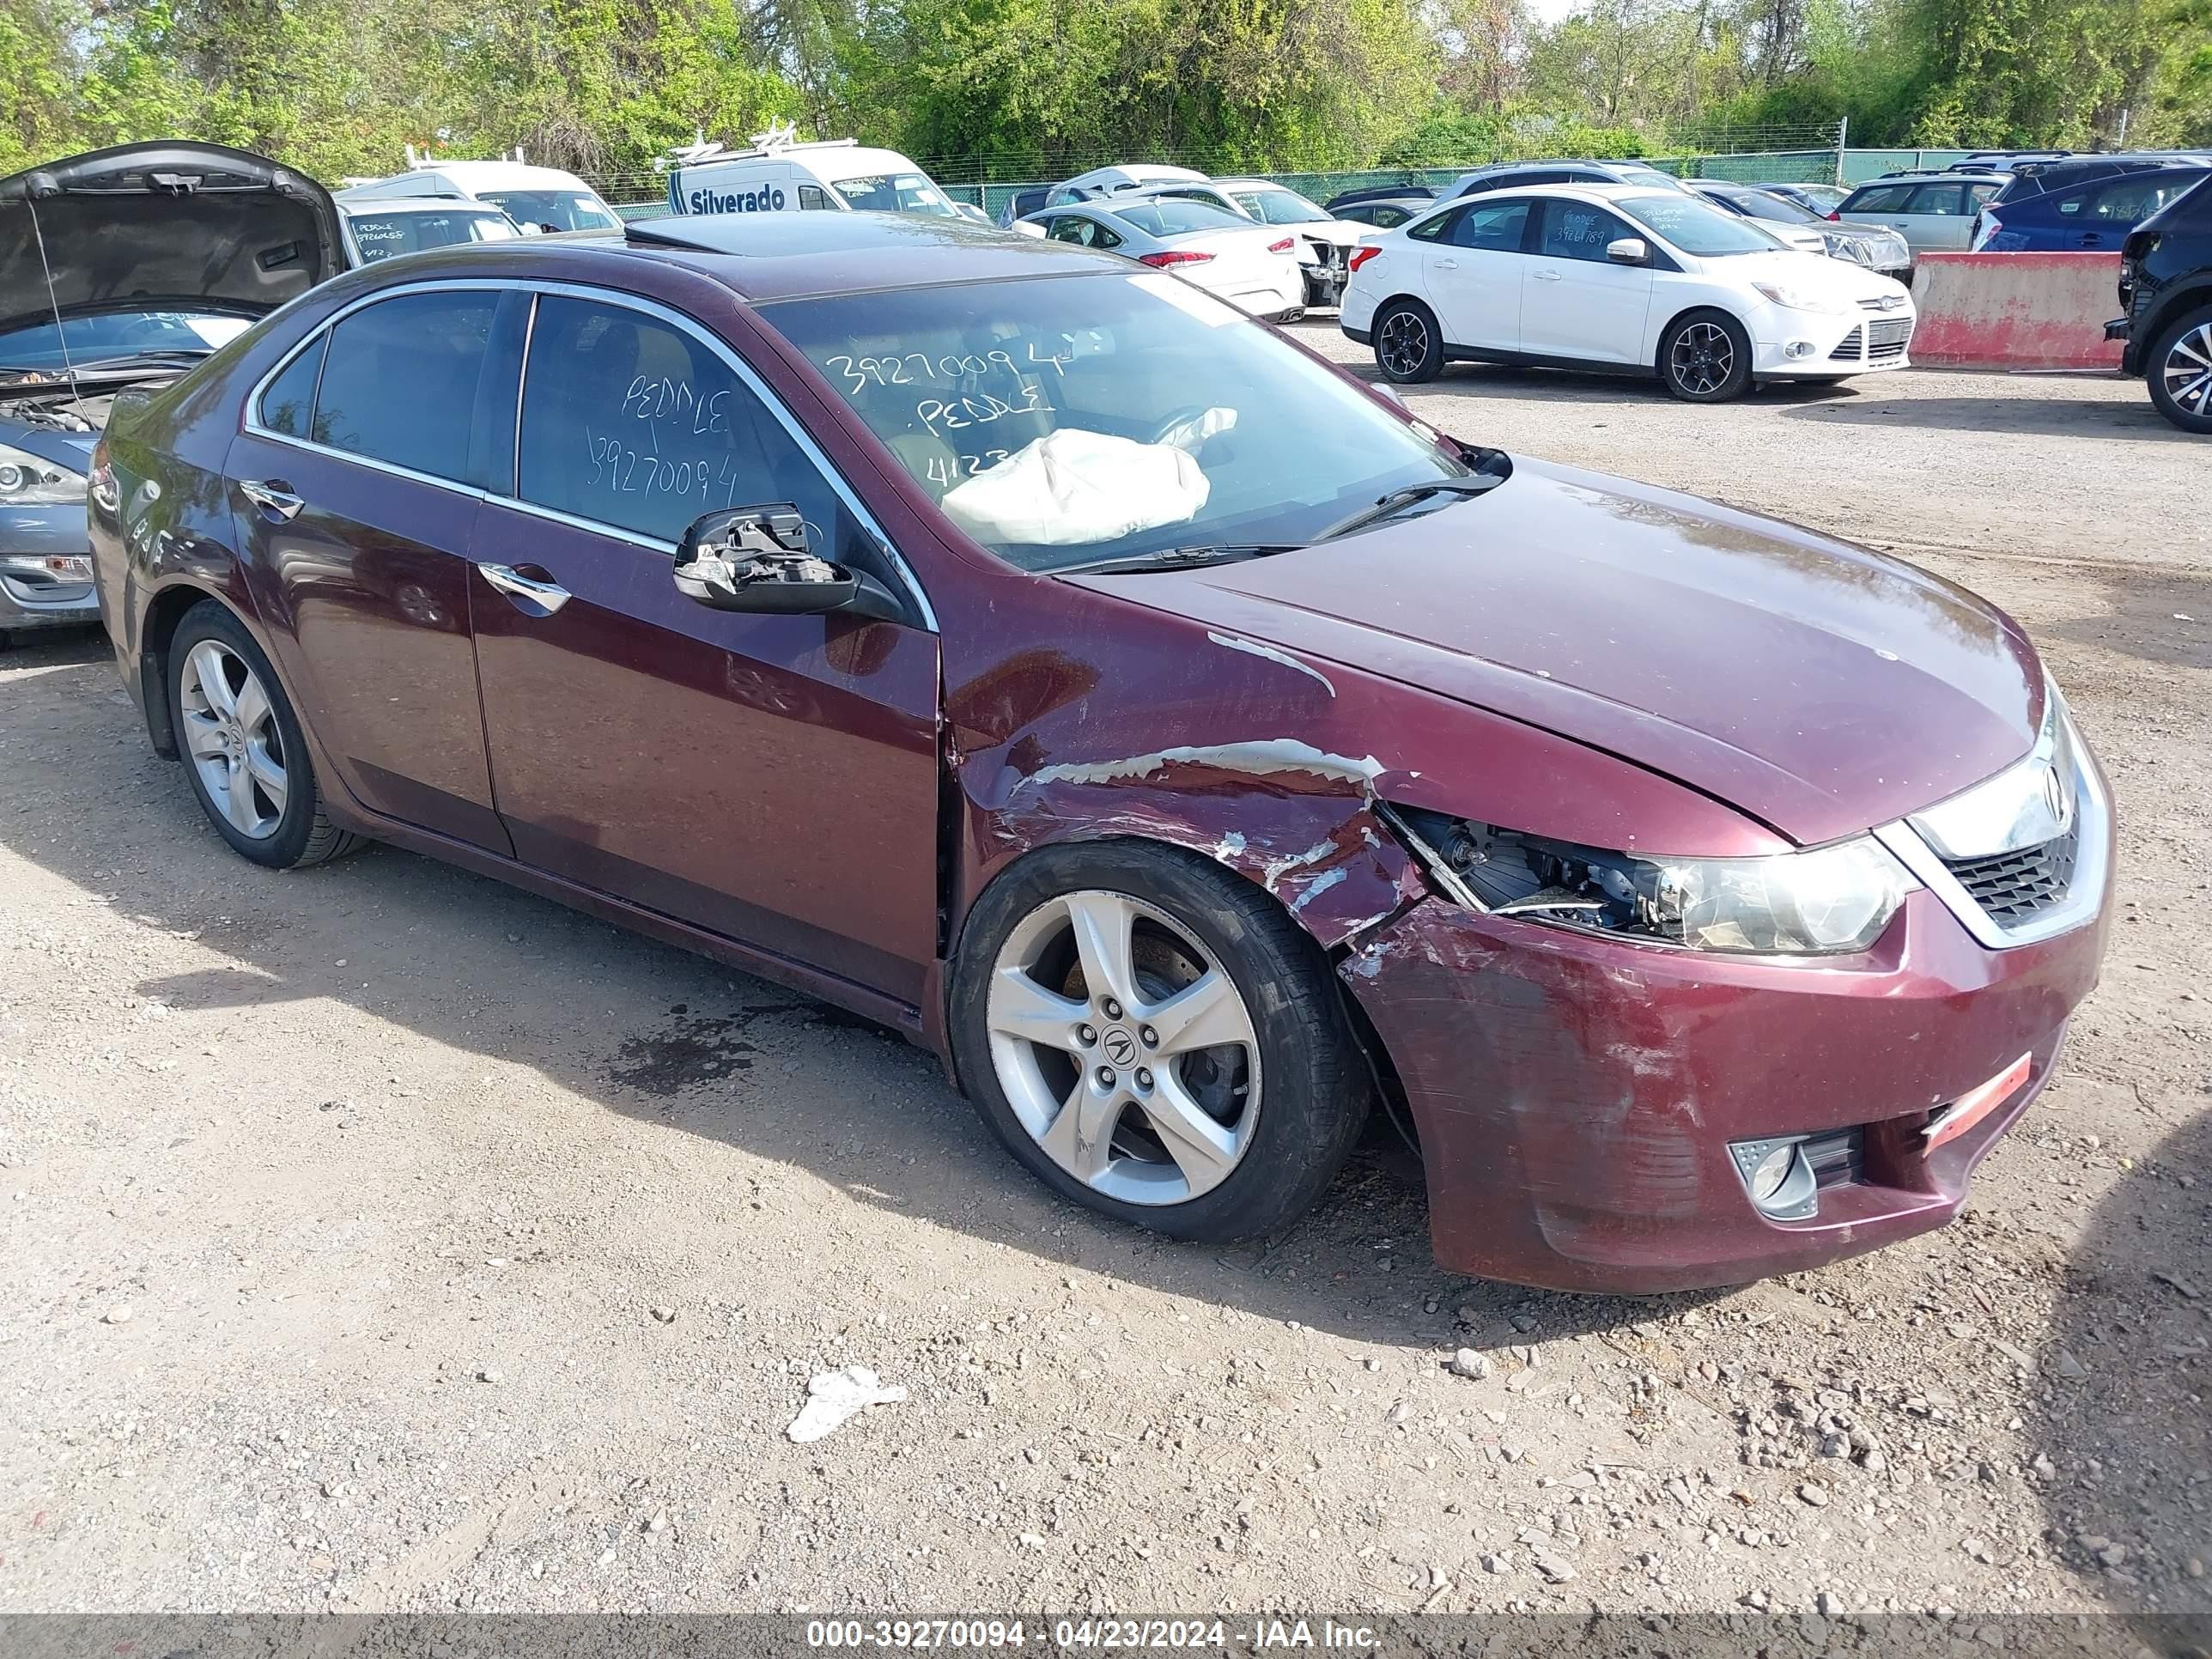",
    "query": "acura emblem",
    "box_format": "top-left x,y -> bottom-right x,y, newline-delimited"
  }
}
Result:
1103,1029 -> 1138,1067
2041,764 -> 2068,823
